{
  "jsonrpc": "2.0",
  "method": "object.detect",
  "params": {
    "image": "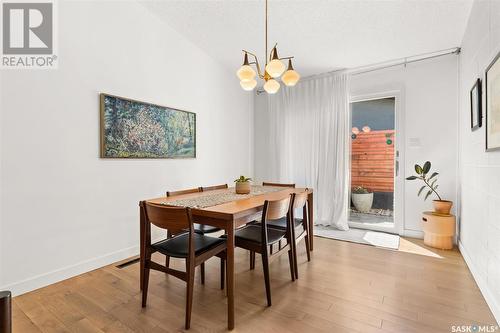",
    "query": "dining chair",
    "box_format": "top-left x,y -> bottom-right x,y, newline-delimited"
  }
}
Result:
165,188 -> 201,277
166,186 -> 228,283
140,202 -> 226,329
268,191 -> 311,279
197,184 -> 227,234
249,182 -> 296,268
262,182 -> 296,188
200,183 -> 228,288
167,187 -> 224,235
222,195 -> 295,306
200,183 -> 228,192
